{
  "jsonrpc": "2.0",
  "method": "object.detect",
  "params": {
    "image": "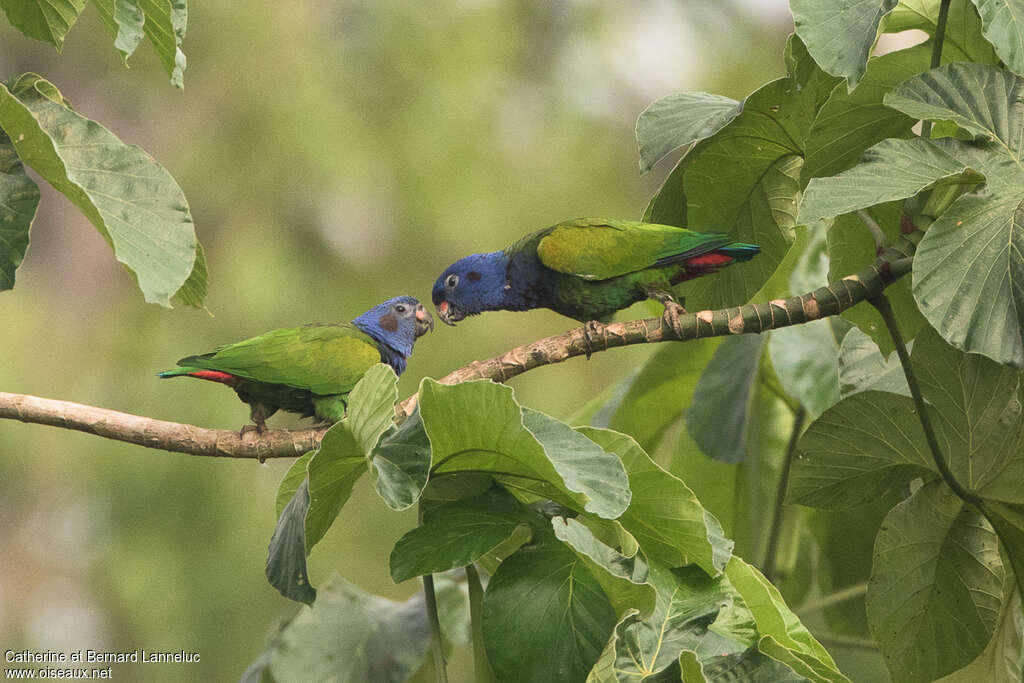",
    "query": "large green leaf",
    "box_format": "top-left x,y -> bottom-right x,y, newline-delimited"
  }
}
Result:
580,427 -> 733,575
370,410 -> 431,511
798,137 -> 983,225
911,326 -> 1024,503
937,572 -> 1023,682
0,74 -> 202,306
266,479 -> 316,605
725,558 -> 849,682
882,63 -> 1024,364
261,574 -> 466,683
0,131 -> 40,290
304,423 -> 368,551
685,334 -> 764,463
788,390 -> 937,508
93,0 -> 188,87
90,0 -> 145,60
867,481 -> 1004,682
885,0 -> 999,64
552,516 -> 656,618
802,45 -> 927,181
767,319 -> 842,419
347,363 -> 398,453
389,488 -> 530,583
0,0 -> 84,49
969,0 -> 1024,75
419,379 -> 630,520
836,327 -> 911,398
635,93 -> 741,173
979,499 -> 1024,599
483,538 -> 616,683
790,0 -> 897,88
275,450 -> 314,517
